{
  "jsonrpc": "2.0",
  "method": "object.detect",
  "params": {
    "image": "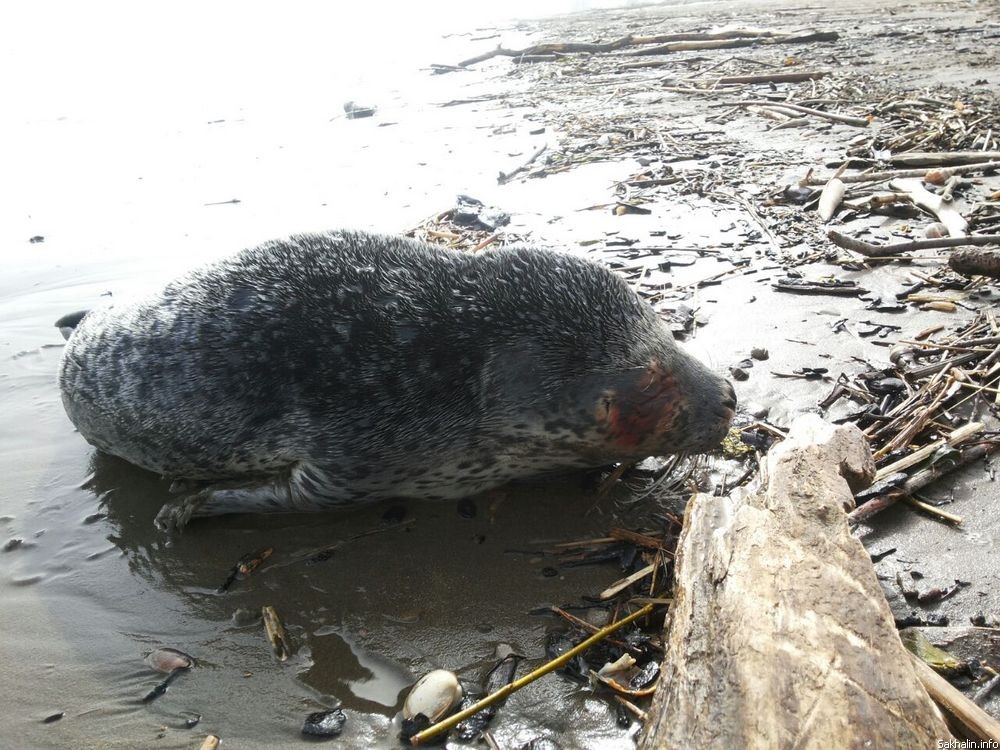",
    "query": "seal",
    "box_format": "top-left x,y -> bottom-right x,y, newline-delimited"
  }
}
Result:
57,230 -> 735,528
